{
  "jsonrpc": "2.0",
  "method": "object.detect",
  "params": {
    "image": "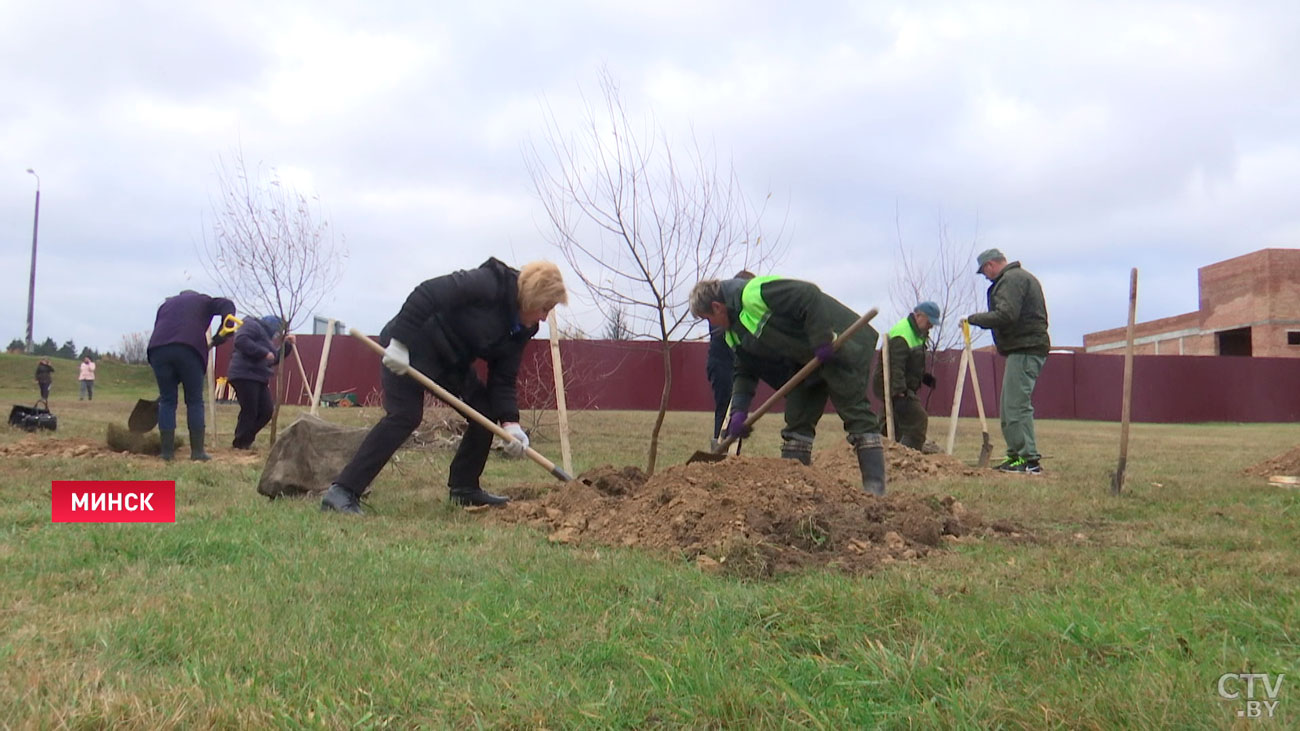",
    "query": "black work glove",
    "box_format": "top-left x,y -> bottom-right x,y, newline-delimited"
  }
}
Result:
210,332 -> 229,347
921,372 -> 936,388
